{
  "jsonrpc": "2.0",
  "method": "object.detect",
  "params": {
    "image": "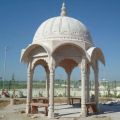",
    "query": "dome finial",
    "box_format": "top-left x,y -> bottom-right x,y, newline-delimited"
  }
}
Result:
60,1 -> 67,16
